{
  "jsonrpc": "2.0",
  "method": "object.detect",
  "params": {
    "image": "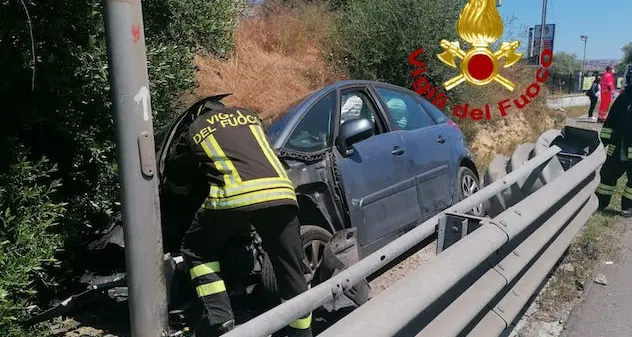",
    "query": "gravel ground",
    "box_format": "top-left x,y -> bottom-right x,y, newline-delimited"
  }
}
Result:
368,241 -> 437,297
